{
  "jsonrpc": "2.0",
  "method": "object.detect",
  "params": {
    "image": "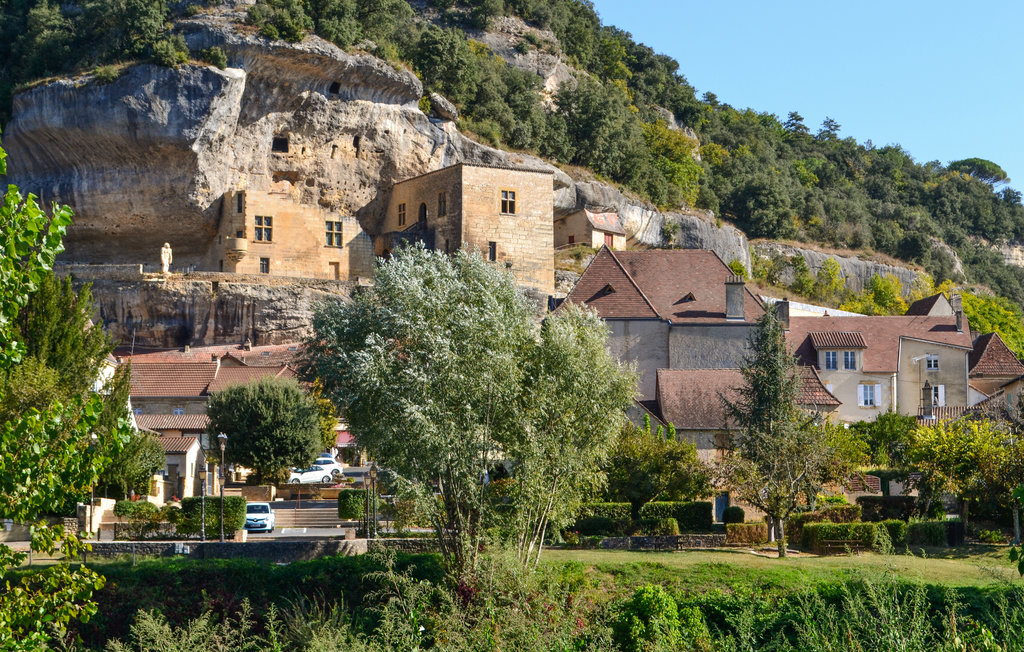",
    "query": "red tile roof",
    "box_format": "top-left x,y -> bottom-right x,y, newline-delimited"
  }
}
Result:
206,366 -> 296,393
157,435 -> 199,455
116,342 -> 302,366
136,414 -> 210,432
797,366 -> 842,408
788,315 -> 973,373
584,210 -> 626,235
129,363 -> 219,397
564,248 -> 765,324
969,332 -> 1024,377
809,331 -> 868,349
